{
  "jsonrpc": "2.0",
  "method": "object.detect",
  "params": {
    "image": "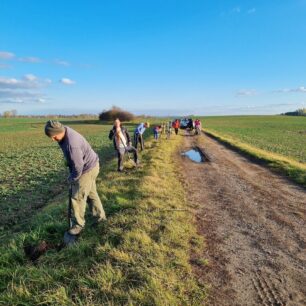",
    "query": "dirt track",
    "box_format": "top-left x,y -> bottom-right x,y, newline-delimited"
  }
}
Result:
178,132 -> 306,306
